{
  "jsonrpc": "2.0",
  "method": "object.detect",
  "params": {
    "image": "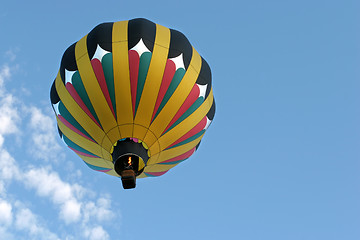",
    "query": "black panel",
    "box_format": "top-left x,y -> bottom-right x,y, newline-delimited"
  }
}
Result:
86,22 -> 114,59
169,29 -> 193,69
128,18 -> 156,52
196,57 -> 212,98
196,57 -> 211,85
207,100 -> 215,121
50,80 -> 60,104
60,43 -> 77,83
